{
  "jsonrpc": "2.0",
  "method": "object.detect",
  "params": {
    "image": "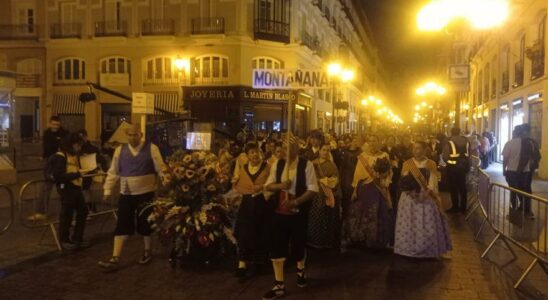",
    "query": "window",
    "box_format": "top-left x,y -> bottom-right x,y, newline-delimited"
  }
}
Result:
252,56 -> 282,69
100,56 -> 131,74
144,56 -> 177,84
192,55 -> 229,84
55,57 -> 85,83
